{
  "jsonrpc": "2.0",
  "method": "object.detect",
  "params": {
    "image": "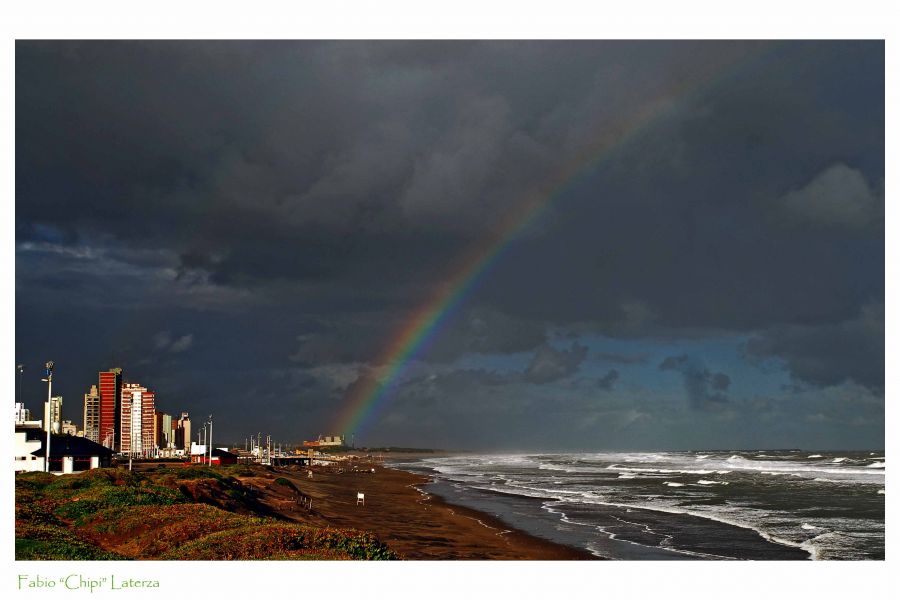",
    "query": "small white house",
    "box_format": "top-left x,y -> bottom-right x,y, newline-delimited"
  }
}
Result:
16,426 -> 113,475
14,425 -> 45,473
